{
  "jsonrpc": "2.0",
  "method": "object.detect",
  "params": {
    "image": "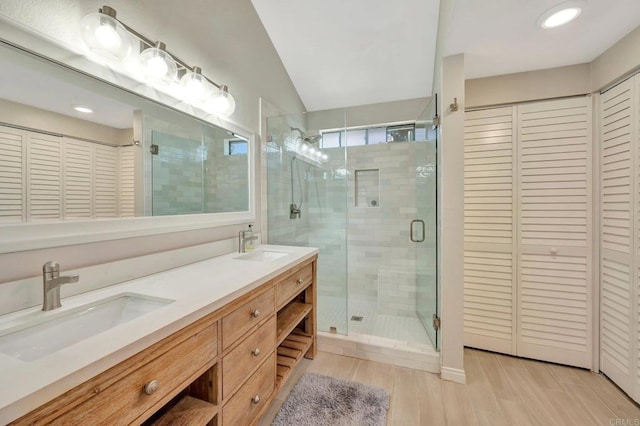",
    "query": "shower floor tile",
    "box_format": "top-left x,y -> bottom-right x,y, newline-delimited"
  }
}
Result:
318,295 -> 433,349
